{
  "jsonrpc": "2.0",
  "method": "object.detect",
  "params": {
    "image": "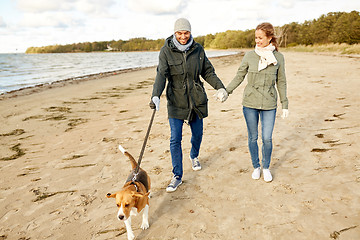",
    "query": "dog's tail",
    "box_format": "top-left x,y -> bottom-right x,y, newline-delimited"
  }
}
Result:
118,145 -> 138,170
